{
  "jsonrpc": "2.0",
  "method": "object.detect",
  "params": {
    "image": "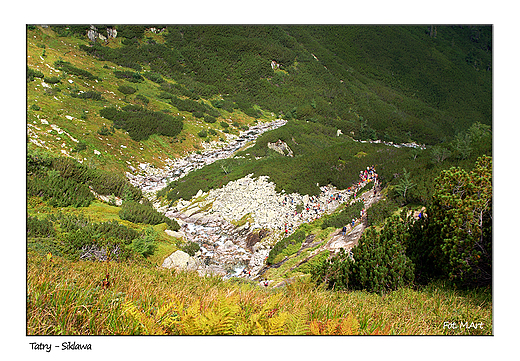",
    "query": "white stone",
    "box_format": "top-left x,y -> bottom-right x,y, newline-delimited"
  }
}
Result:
165,229 -> 185,239
162,250 -> 198,269
184,206 -> 200,217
